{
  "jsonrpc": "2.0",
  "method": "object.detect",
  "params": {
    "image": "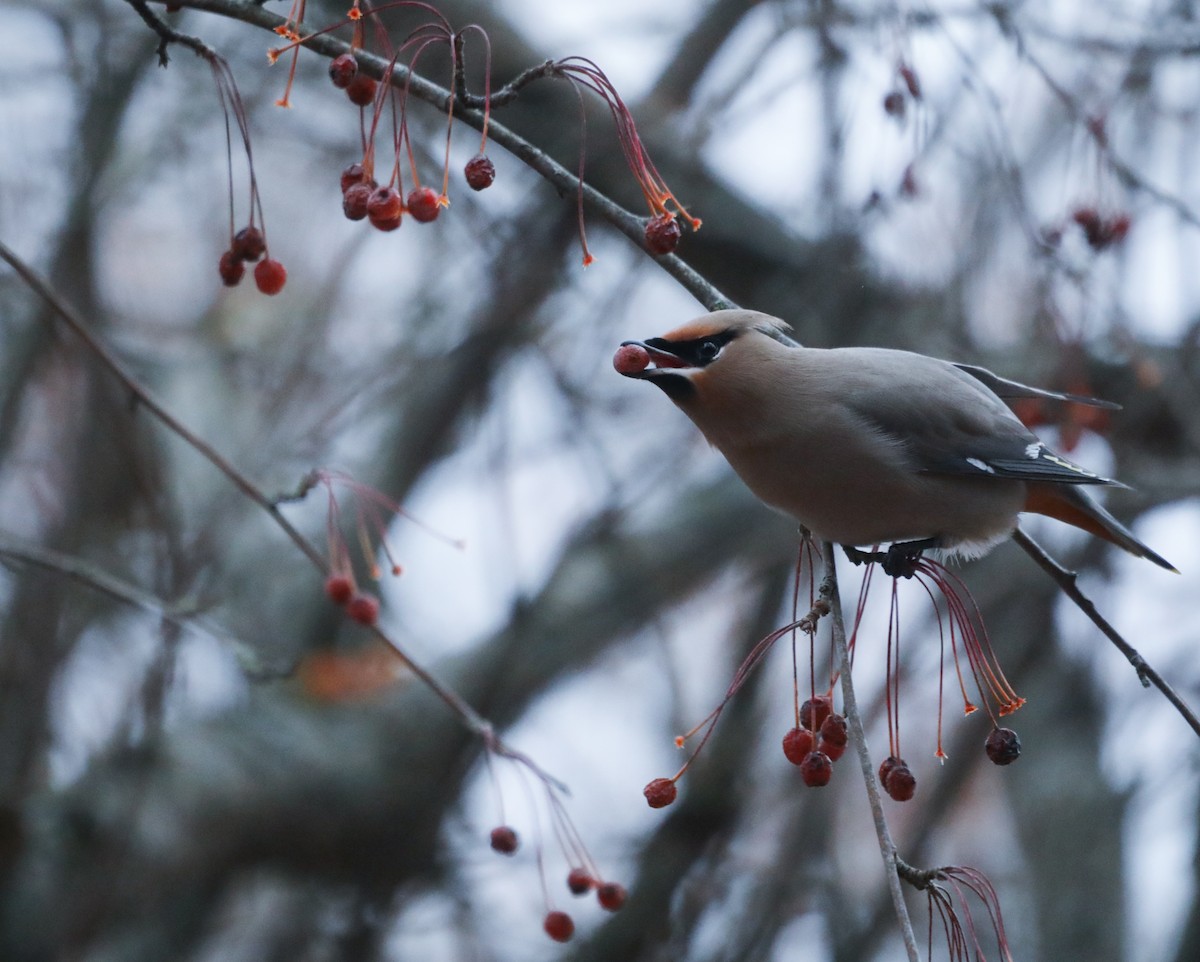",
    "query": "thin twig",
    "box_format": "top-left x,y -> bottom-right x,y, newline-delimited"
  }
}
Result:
123,0 -> 217,66
821,542 -> 923,962
153,0 -> 734,311
1012,526 -> 1200,738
